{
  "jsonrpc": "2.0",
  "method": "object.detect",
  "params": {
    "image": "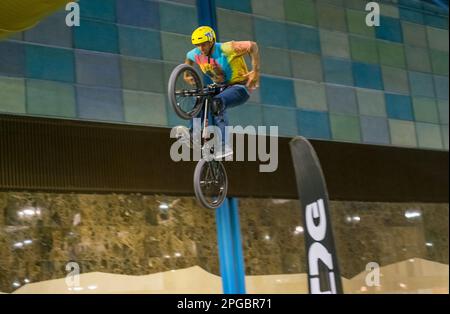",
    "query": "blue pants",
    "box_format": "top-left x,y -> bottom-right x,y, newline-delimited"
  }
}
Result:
191,84 -> 250,145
